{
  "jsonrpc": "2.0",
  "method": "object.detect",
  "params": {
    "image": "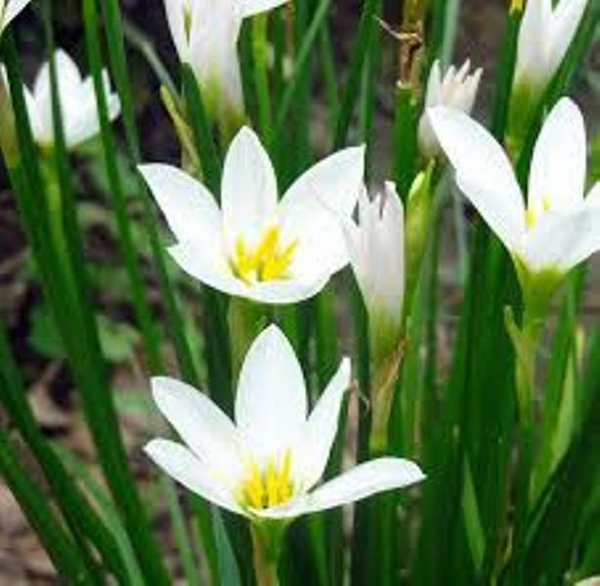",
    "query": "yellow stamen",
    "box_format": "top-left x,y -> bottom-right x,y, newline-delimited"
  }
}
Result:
239,451 -> 294,509
525,194 -> 552,230
230,225 -> 298,285
525,207 -> 537,230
